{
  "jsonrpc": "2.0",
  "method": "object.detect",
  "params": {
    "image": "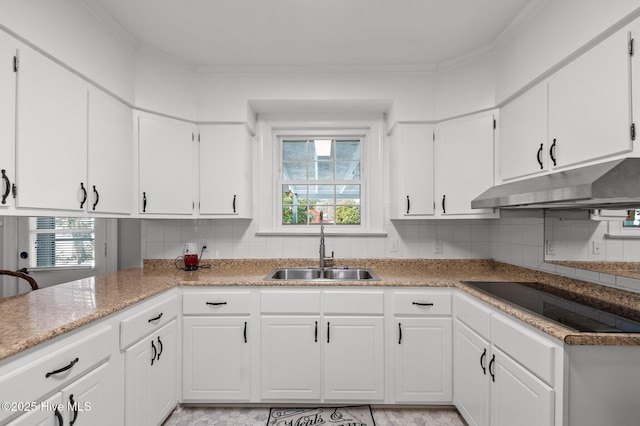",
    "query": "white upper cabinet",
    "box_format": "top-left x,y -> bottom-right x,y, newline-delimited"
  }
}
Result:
389,124 -> 435,218
499,24 -> 635,184
548,26 -> 633,169
435,113 -> 497,217
88,89 -> 133,214
499,83 -> 548,182
15,46 -> 88,211
0,33 -> 16,209
199,124 -> 253,217
138,114 -> 196,215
